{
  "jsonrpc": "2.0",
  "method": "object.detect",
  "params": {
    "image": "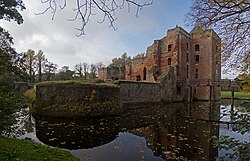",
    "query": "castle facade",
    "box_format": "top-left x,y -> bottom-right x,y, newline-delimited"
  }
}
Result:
99,26 -> 221,101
